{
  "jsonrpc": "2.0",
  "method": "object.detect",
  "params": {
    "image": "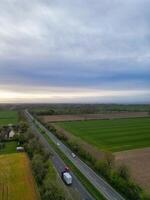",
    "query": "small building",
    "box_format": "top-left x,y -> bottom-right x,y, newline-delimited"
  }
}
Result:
9,130 -> 15,139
